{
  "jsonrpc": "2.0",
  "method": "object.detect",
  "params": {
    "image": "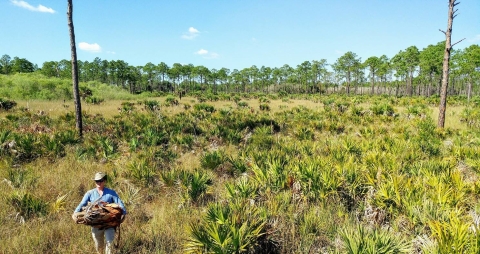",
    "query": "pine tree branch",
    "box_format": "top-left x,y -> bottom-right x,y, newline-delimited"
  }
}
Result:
452,38 -> 466,48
